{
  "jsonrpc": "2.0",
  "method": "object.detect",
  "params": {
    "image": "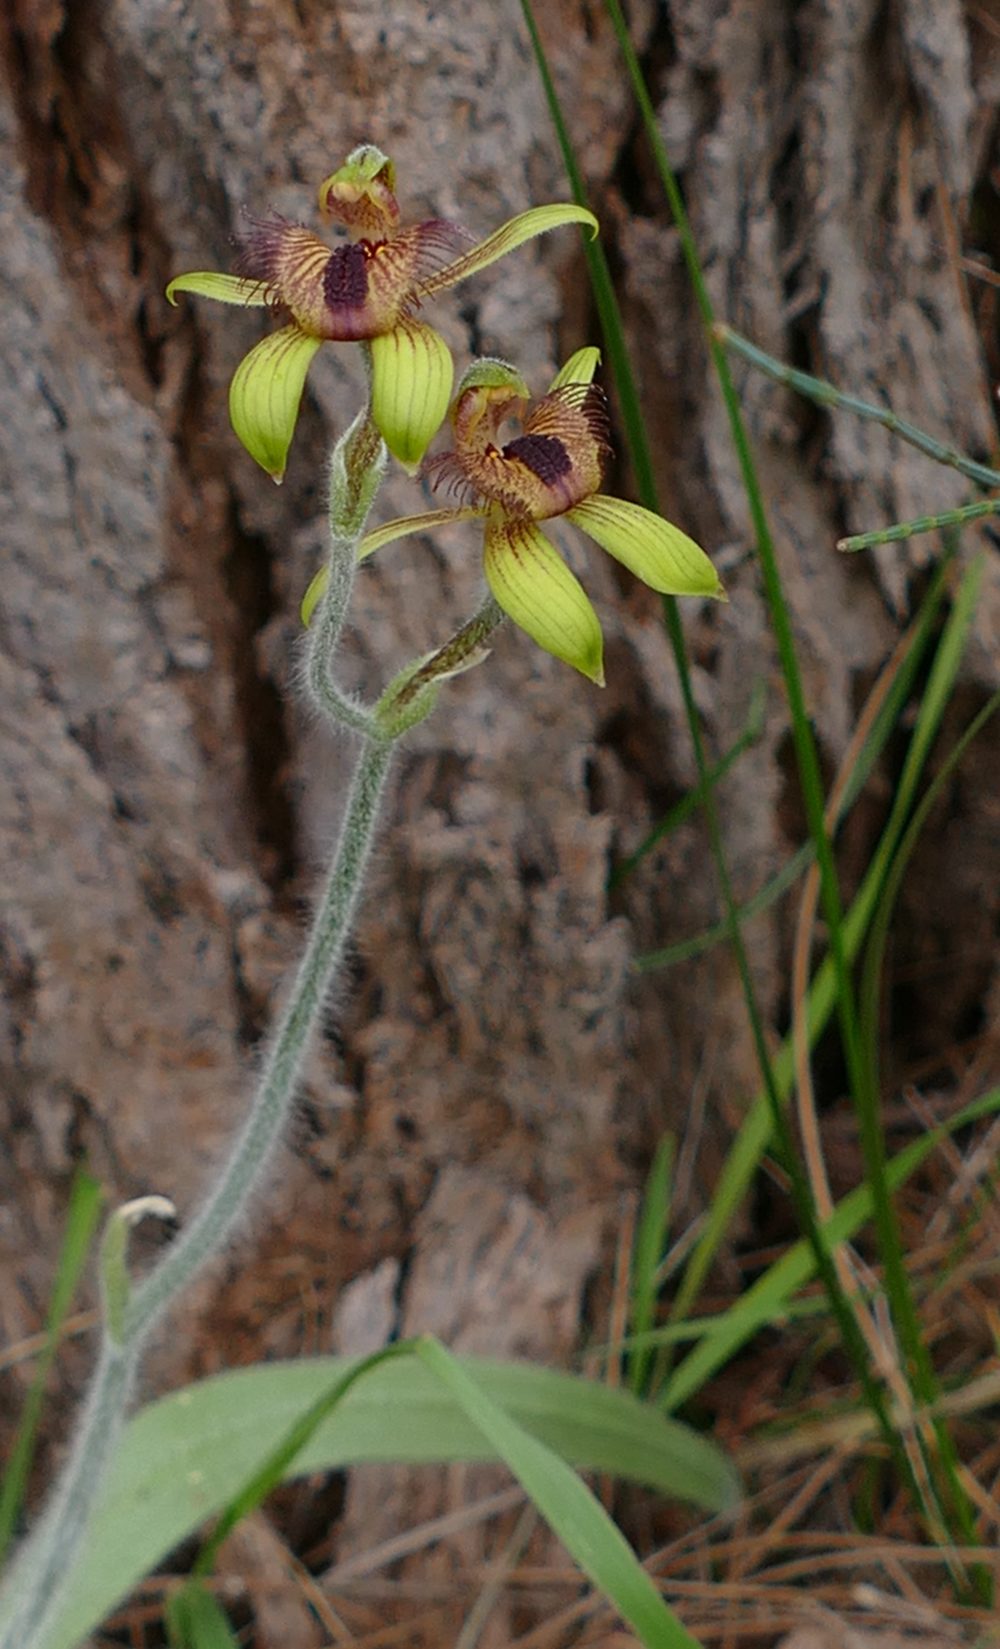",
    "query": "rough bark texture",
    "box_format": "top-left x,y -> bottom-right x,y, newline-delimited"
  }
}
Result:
1,0 -> 998,1630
